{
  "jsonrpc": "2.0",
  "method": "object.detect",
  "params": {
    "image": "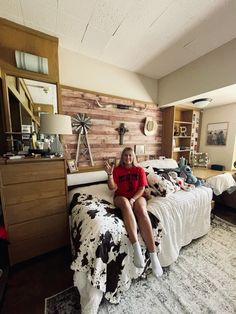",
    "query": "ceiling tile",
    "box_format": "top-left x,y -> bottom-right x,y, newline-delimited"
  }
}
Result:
88,0 -> 134,35
57,11 -> 86,39
80,25 -> 112,58
58,0 -> 96,22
